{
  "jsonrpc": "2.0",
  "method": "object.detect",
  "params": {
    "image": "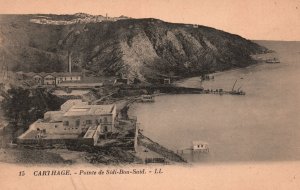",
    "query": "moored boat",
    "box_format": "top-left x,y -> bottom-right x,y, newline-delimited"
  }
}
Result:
140,95 -> 155,102
266,58 -> 280,63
